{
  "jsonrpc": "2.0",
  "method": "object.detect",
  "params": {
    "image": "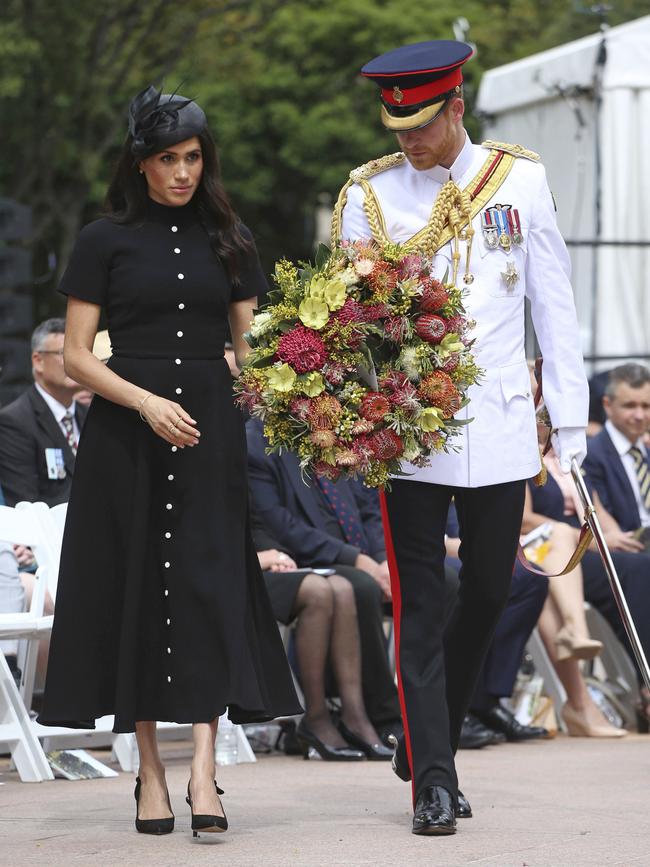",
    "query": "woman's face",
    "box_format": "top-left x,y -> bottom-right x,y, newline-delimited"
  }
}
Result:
139,136 -> 203,206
